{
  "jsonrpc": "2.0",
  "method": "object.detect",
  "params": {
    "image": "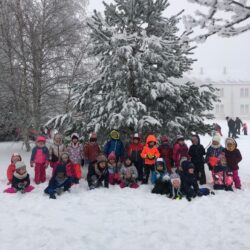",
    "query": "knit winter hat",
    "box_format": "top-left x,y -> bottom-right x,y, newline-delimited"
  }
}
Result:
212,134 -> 221,144
181,160 -> 194,172
108,151 -> 116,161
176,135 -> 184,142
179,157 -> 188,168
110,130 -> 120,140
11,153 -> 22,163
170,173 -> 181,184
225,137 -> 236,147
97,154 -> 108,163
36,136 -> 46,143
155,158 -> 166,170
71,133 -> 79,140
15,161 -> 26,170
133,133 -> 140,139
